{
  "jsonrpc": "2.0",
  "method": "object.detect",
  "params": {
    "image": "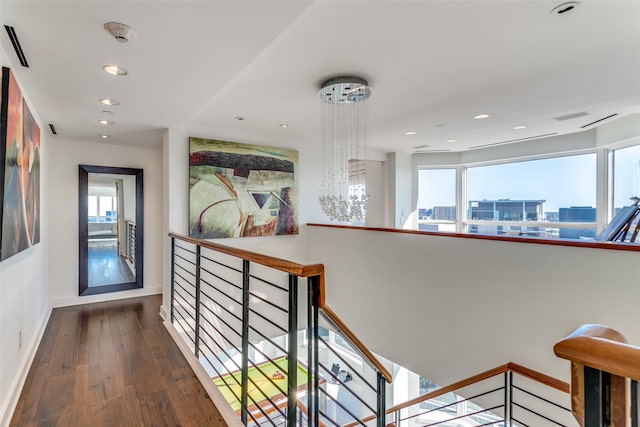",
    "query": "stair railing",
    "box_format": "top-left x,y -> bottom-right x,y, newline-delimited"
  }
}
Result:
362,362 -> 572,427
554,324 -> 640,427
168,233 -> 390,427
309,303 -> 392,427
